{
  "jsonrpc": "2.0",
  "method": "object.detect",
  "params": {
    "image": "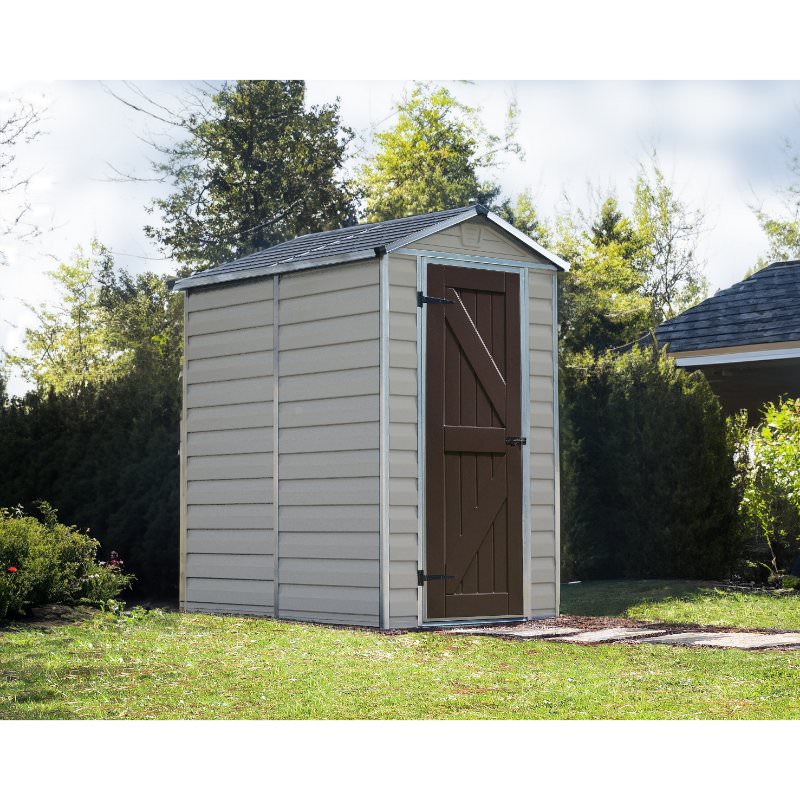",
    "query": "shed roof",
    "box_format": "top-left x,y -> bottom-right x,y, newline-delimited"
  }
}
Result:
174,204 -> 567,290
656,260 -> 800,353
